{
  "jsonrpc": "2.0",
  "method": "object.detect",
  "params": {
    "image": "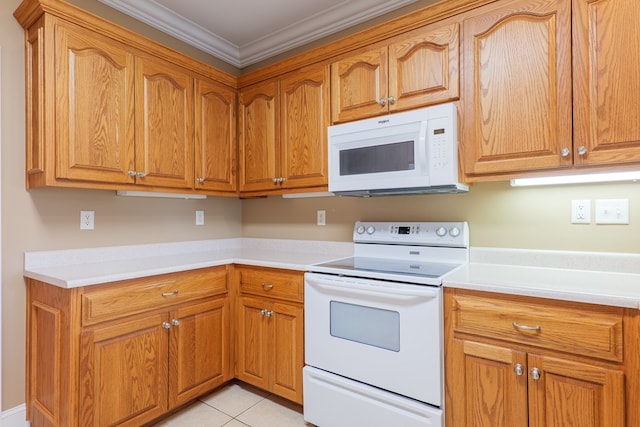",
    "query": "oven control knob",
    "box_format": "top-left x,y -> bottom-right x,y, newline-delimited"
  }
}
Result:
449,227 -> 460,237
436,227 -> 447,237
366,226 -> 376,235
356,225 -> 365,234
